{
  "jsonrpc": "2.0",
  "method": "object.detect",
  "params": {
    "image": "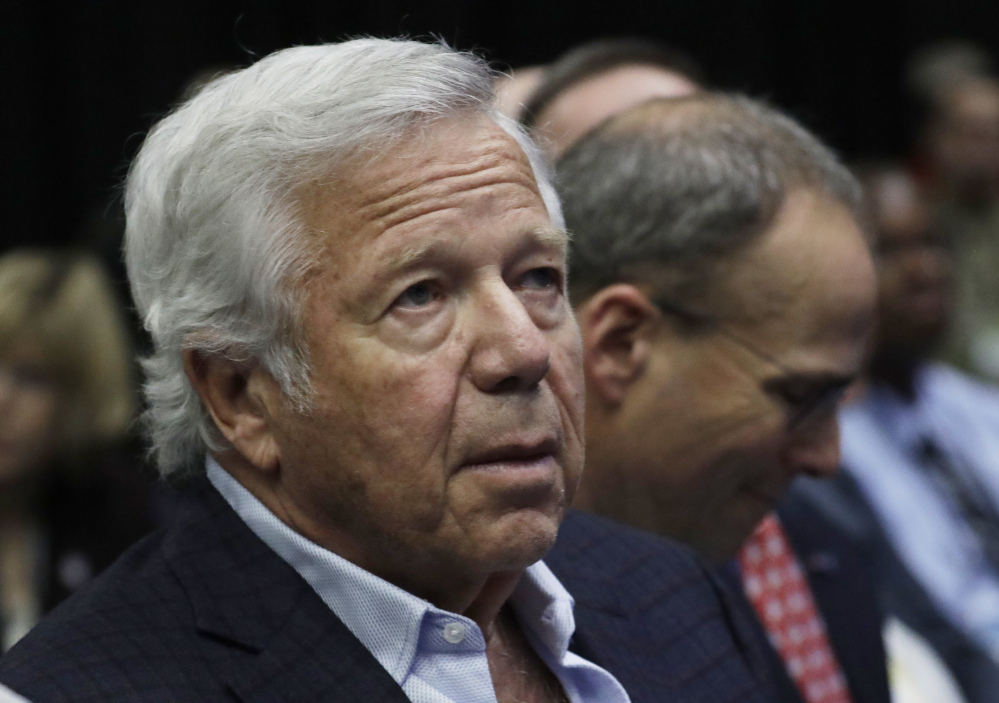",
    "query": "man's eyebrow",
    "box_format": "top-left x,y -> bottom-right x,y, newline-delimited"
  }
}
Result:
387,239 -> 447,272
532,225 -> 571,251
387,226 -> 570,272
